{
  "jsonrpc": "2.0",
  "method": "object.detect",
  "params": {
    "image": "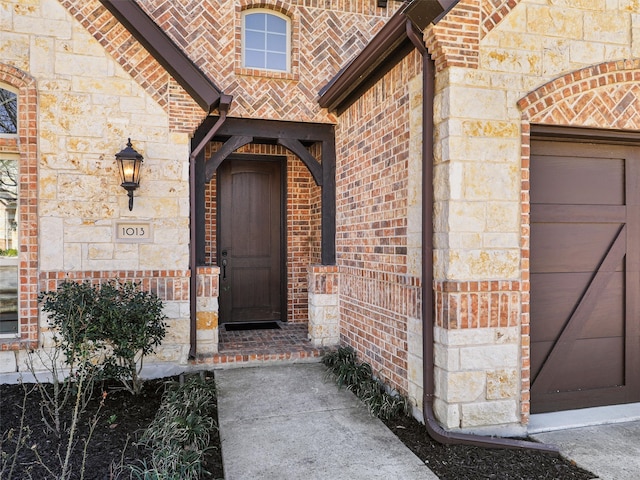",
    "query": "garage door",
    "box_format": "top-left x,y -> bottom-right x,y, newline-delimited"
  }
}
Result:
530,139 -> 640,414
